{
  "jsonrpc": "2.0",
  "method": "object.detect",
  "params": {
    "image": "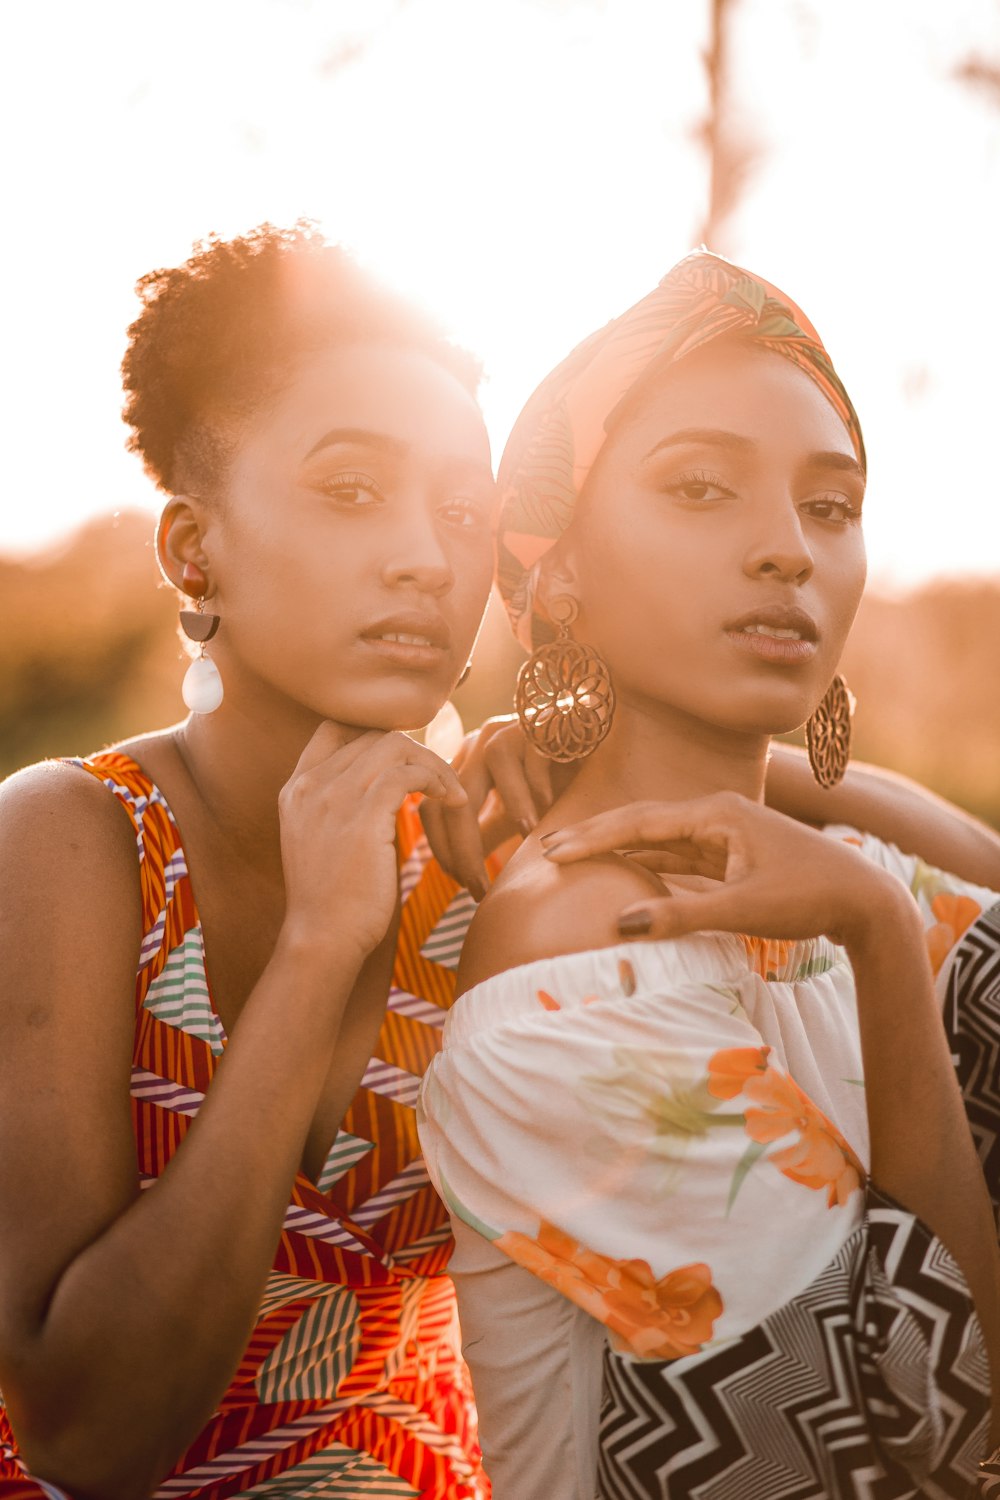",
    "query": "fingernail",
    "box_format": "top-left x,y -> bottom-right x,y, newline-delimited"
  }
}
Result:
469,879 -> 488,902
539,829 -> 561,843
617,909 -> 652,937
517,817 -> 534,837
